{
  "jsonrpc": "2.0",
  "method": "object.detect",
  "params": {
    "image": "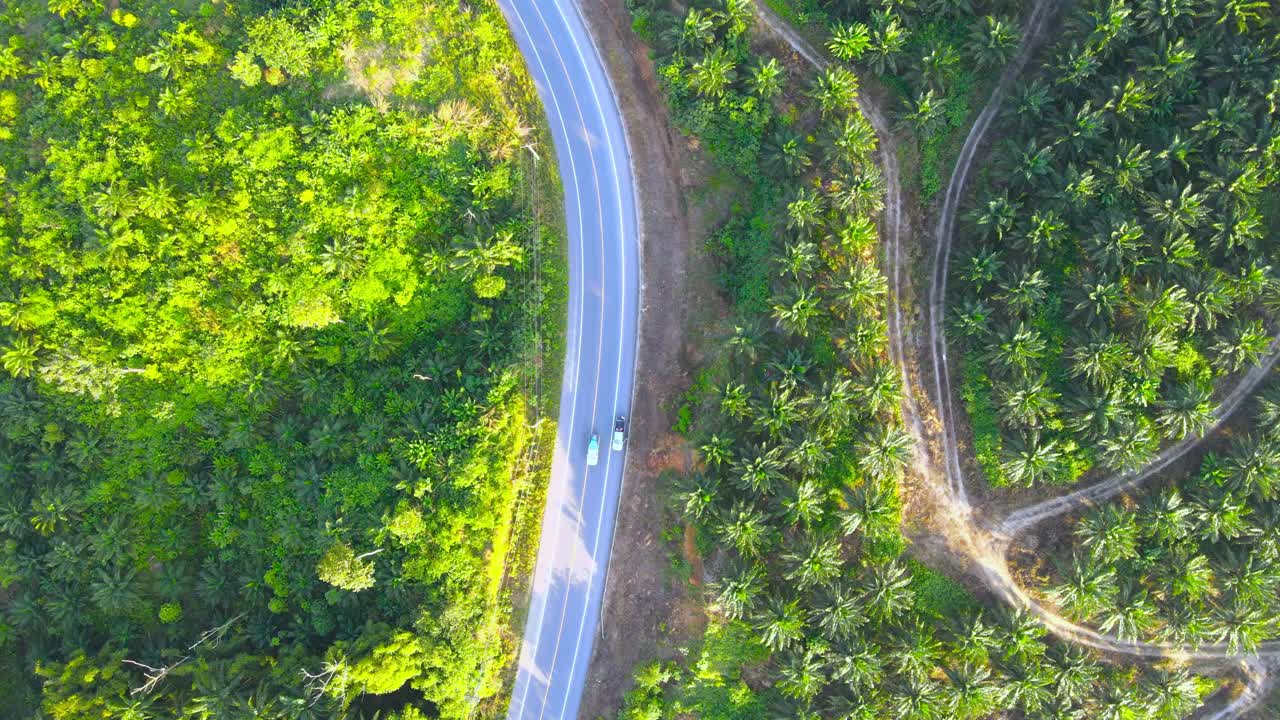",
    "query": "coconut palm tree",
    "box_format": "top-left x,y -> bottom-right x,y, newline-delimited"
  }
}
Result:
828,22 -> 870,61
717,500 -> 772,558
967,15 -> 1019,69
754,596 -> 807,652
815,583 -> 866,642
1076,504 -> 1139,563
1096,578 -> 1156,642
785,536 -> 842,590
1155,380 -> 1215,440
